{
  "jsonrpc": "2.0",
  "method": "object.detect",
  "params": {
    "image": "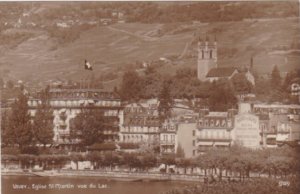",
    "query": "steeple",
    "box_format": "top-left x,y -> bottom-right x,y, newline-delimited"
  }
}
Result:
197,35 -> 218,81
